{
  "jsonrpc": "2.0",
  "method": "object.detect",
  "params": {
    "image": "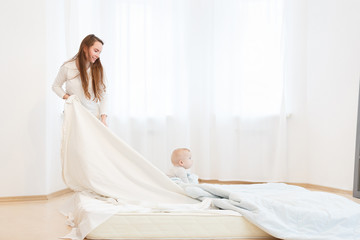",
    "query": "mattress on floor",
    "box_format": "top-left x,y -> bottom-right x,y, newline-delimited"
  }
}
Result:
86,211 -> 274,239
